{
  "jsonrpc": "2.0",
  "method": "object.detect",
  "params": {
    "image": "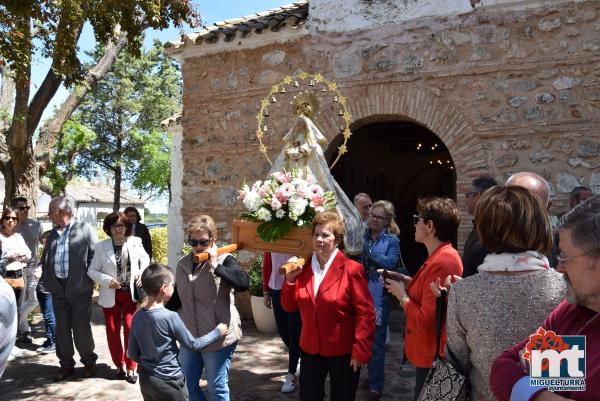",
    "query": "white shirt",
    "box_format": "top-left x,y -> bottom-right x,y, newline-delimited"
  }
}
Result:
311,248 -> 339,296
268,253 -> 294,291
